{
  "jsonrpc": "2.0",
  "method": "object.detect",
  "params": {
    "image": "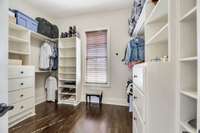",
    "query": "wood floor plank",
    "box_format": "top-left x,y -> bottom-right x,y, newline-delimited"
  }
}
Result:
9,102 -> 132,133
